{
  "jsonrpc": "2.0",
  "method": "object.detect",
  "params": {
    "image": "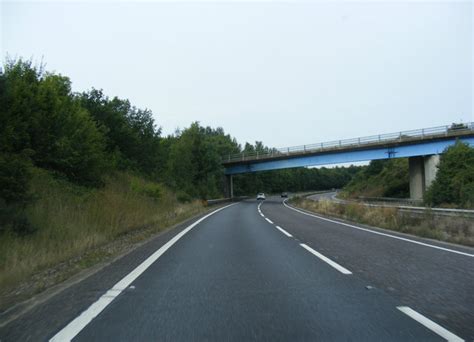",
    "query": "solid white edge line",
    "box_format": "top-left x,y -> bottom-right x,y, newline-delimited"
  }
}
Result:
397,306 -> 464,342
283,200 -> 474,258
275,225 -> 292,237
300,243 -> 352,275
265,218 -> 274,224
50,202 -> 238,342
